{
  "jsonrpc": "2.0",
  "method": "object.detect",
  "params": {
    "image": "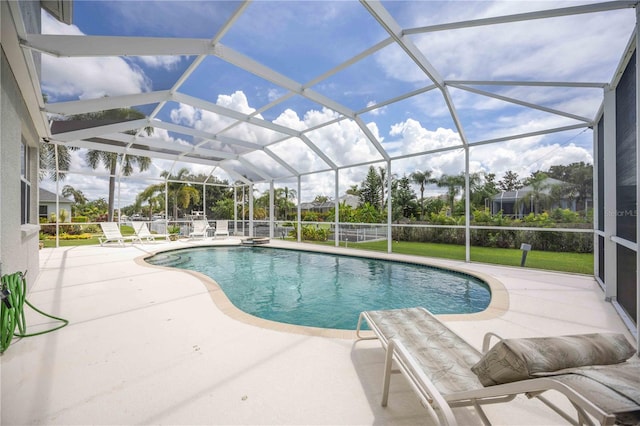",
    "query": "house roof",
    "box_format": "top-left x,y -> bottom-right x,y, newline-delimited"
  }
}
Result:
492,177 -> 567,201
300,194 -> 360,210
39,187 -> 73,204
